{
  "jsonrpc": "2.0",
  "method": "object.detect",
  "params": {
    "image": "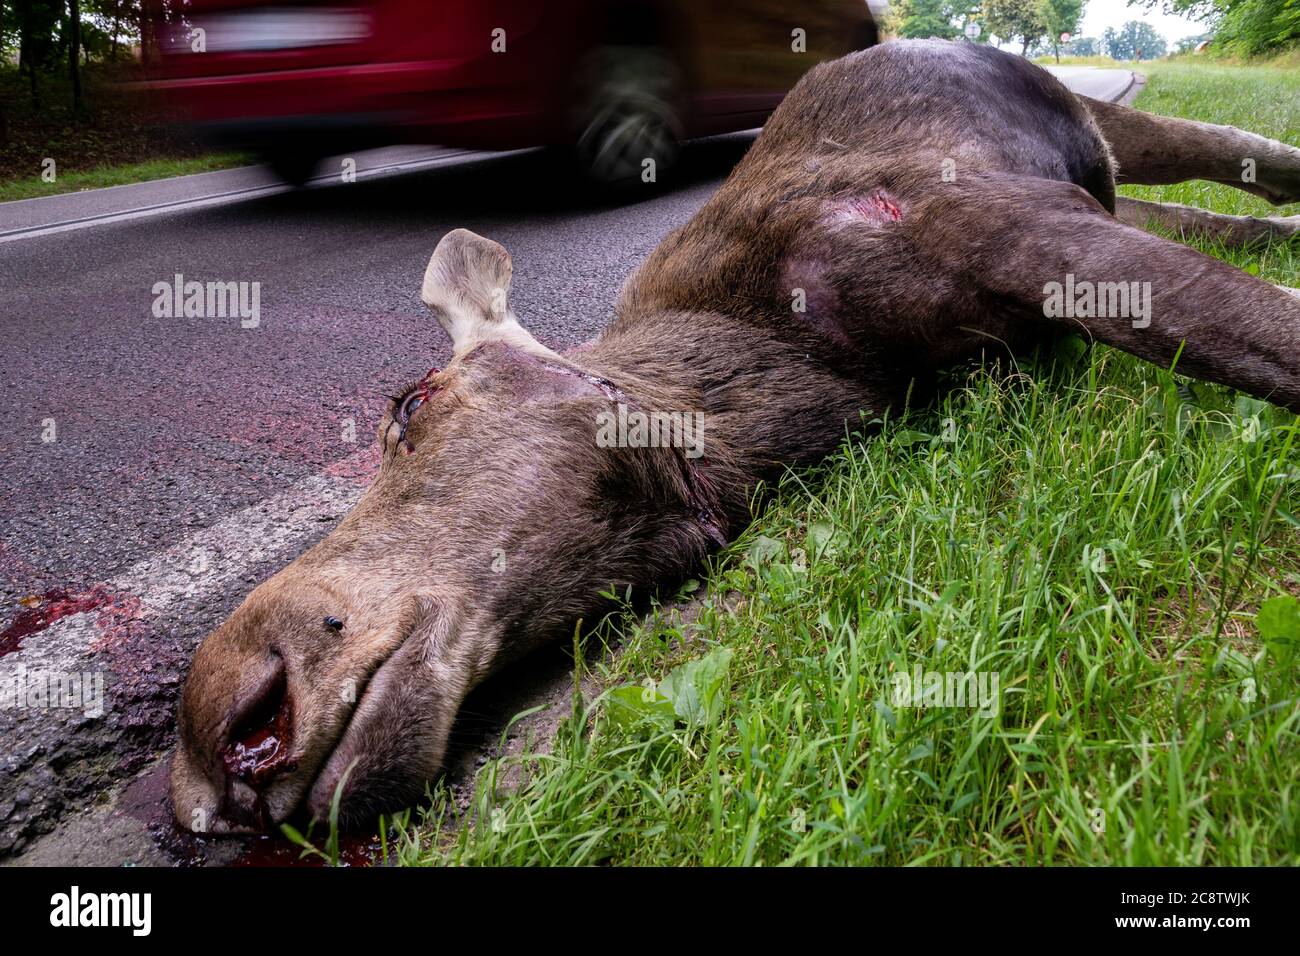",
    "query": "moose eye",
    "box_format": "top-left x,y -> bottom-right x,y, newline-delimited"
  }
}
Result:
323,616 -> 344,632
399,391 -> 426,423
